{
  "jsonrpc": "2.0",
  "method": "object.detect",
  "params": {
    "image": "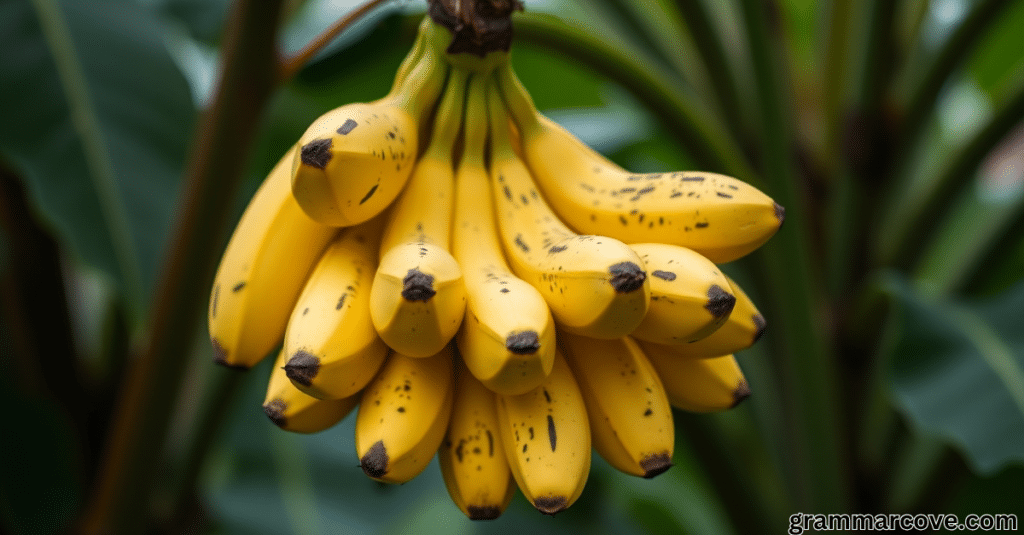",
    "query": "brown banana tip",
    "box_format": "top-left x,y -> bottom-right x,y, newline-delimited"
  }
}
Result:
732,380 -> 752,408
705,285 -> 736,318
506,330 -> 540,354
466,505 -> 503,521
401,268 -> 436,301
608,261 -> 646,293
300,138 -> 332,169
639,452 -> 673,479
211,339 -> 248,370
284,350 -> 321,386
263,399 -> 287,428
773,202 -> 786,228
360,440 -> 389,479
752,314 -> 768,344
532,495 -> 568,516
